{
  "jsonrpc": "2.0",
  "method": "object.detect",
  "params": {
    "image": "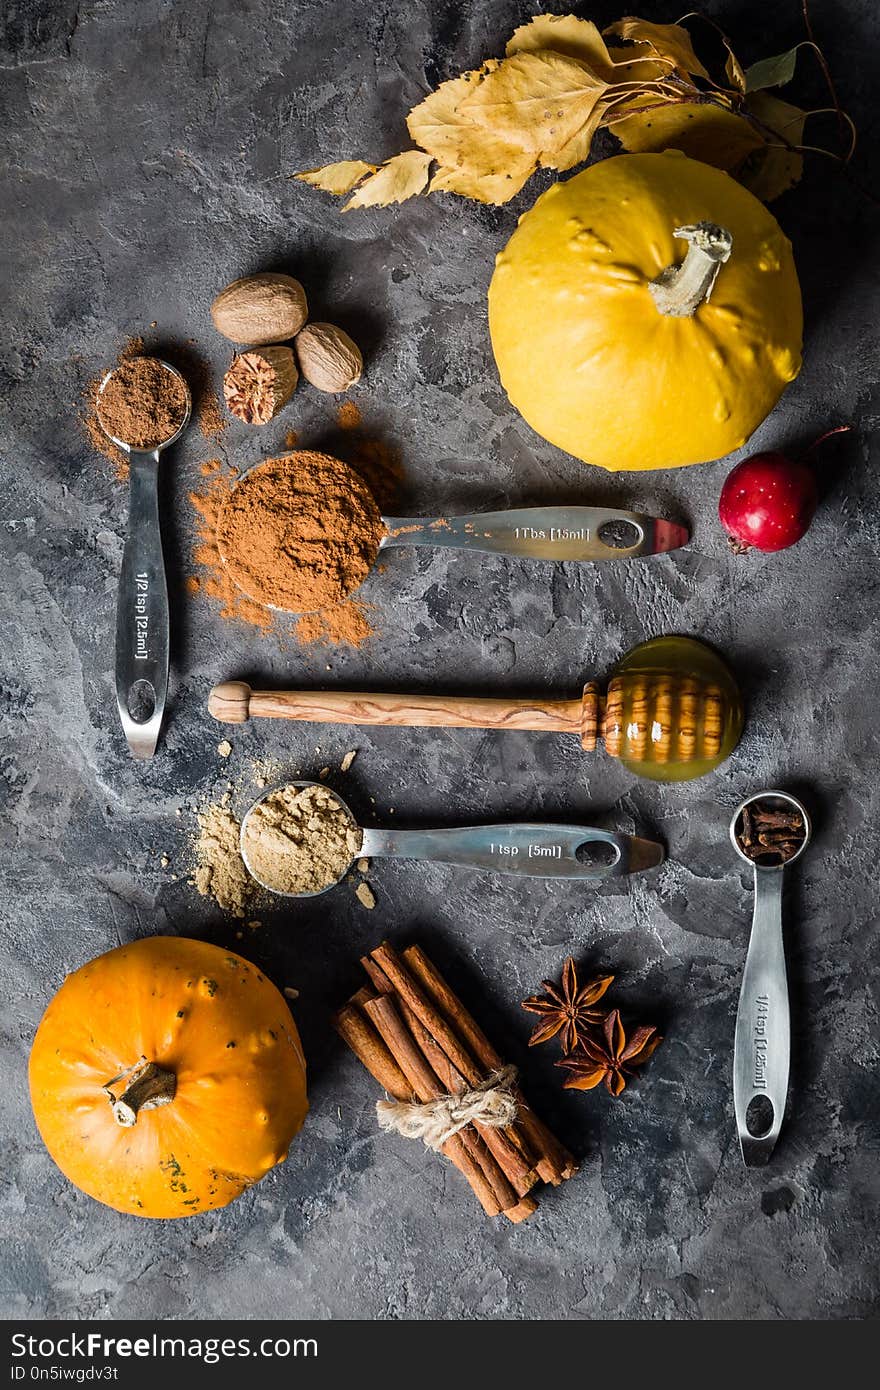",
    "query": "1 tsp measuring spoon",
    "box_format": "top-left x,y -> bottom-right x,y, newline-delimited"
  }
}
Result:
216,454 -> 689,615
729,790 -> 812,1166
97,358 -> 191,758
240,780 -> 665,898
